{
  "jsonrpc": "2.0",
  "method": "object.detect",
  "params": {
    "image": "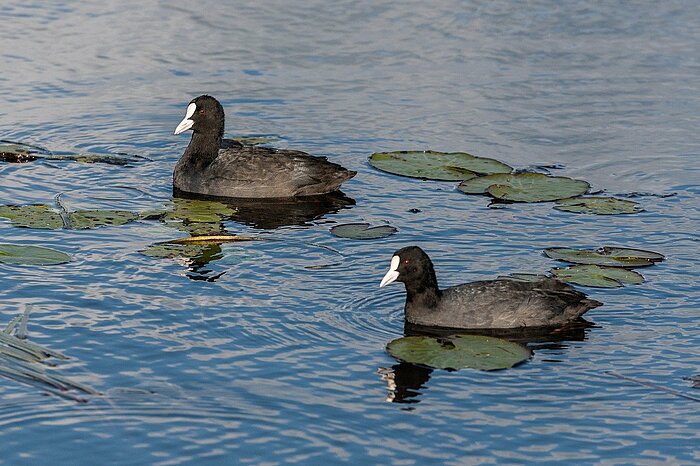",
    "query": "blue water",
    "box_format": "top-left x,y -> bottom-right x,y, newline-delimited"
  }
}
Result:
1,1 -> 699,464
